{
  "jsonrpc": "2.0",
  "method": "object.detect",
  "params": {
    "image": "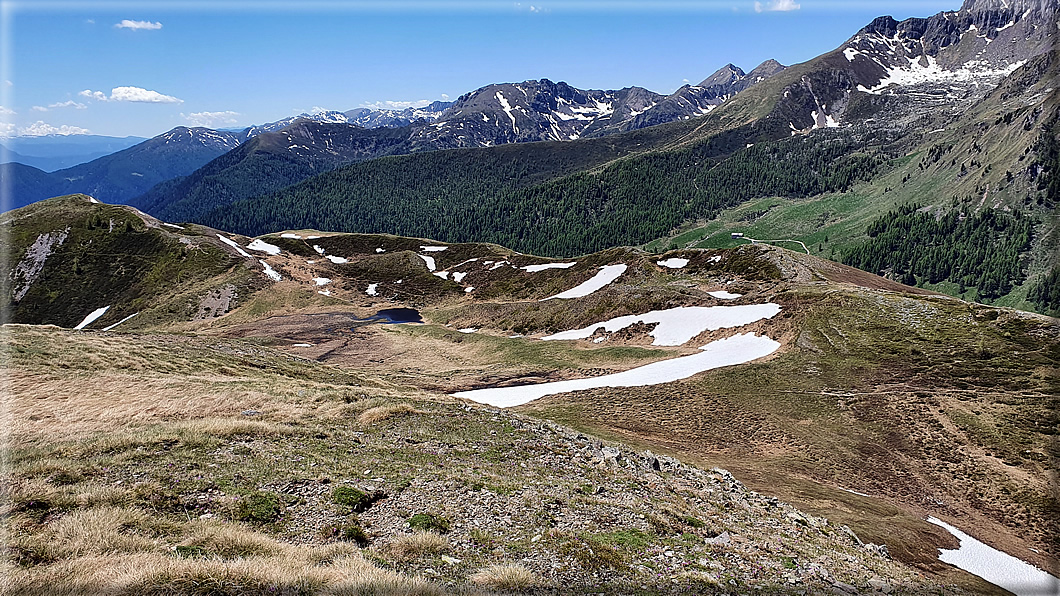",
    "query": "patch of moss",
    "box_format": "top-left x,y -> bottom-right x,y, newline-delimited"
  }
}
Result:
233,491 -> 283,524
407,512 -> 450,534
